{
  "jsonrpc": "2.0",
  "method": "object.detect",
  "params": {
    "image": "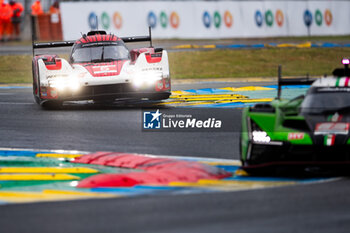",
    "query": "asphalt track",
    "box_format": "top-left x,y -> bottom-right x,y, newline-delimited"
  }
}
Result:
0,86 -> 240,158
1,85 -> 350,233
